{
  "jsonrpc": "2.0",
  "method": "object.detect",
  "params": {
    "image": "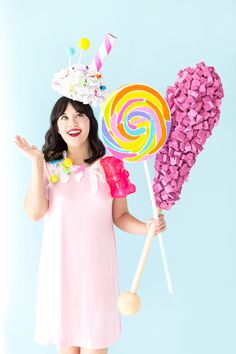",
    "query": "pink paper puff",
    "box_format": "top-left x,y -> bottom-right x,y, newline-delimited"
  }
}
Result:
153,62 -> 224,210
